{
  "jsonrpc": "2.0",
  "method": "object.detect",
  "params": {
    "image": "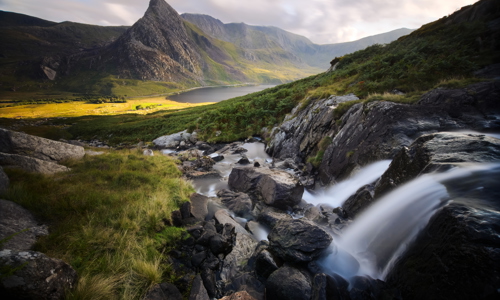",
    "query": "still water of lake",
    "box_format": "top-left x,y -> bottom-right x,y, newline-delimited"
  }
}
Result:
167,85 -> 276,103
